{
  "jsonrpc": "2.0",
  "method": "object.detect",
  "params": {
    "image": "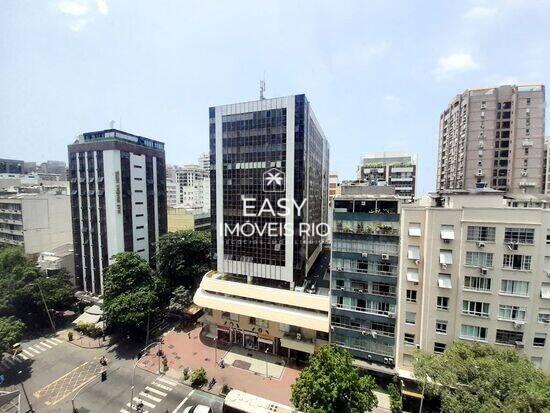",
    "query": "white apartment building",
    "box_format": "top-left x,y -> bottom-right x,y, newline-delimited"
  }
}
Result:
396,190 -> 550,375
175,165 -> 210,212
0,192 -> 72,254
